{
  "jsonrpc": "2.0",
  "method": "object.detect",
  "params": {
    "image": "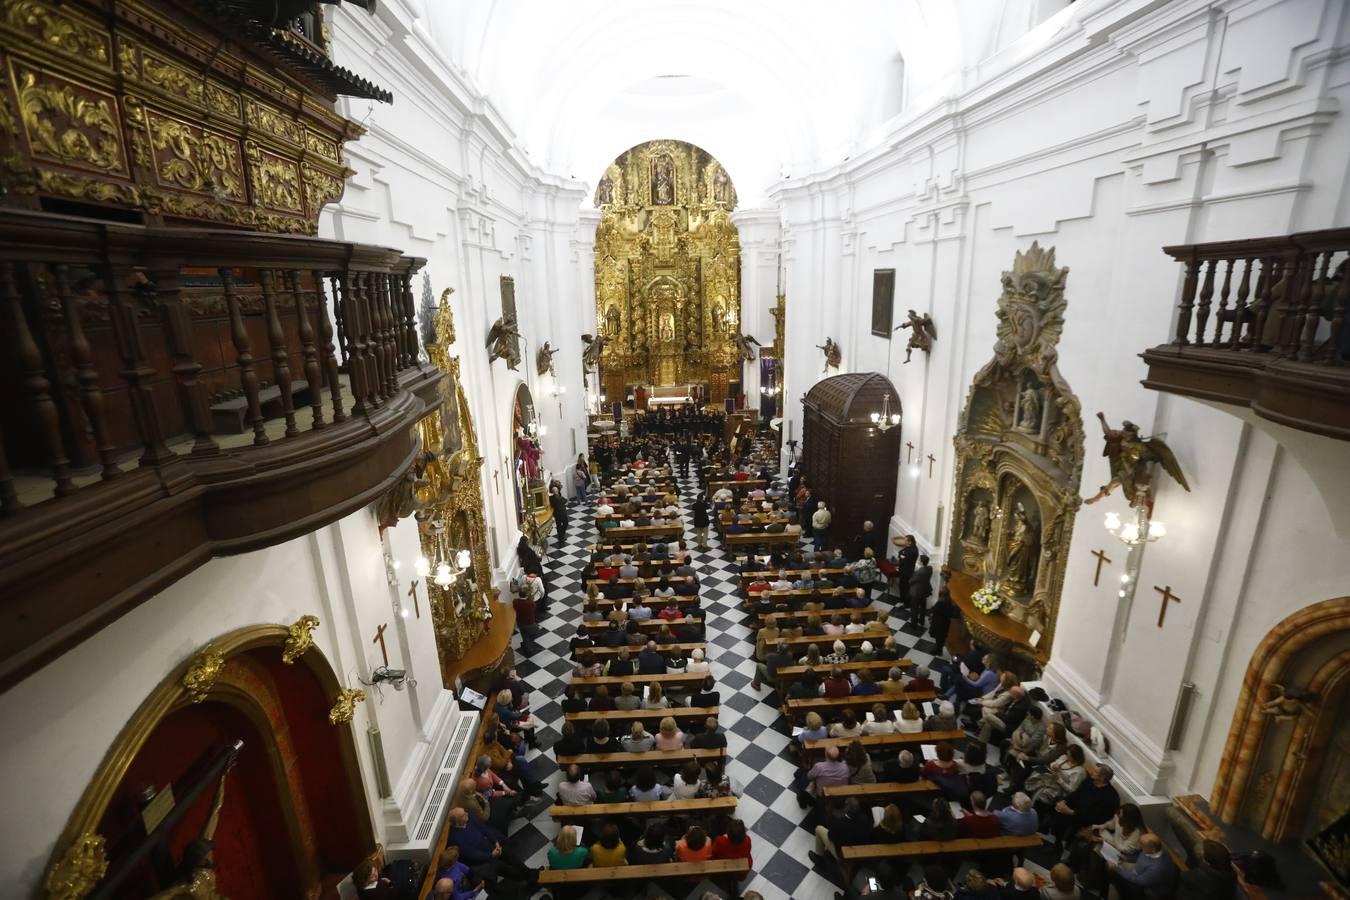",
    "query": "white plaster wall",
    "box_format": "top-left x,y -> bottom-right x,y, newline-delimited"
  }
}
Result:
774,0 -> 1350,798
0,510 -> 459,896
